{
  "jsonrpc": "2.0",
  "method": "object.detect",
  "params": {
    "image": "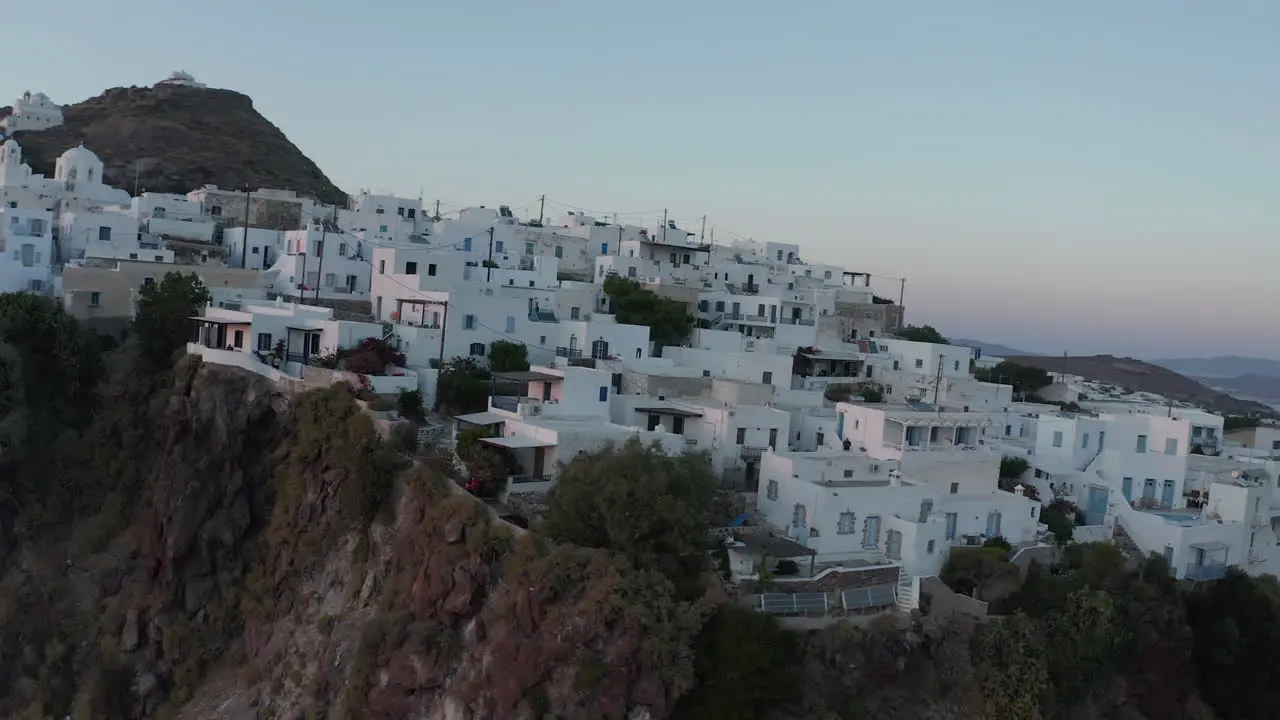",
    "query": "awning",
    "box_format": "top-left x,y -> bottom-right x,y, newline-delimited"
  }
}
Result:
1191,541 -> 1230,551
493,370 -> 561,383
482,436 -> 557,449
285,324 -> 324,332
455,411 -> 506,426
635,405 -> 703,418
190,316 -> 241,325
